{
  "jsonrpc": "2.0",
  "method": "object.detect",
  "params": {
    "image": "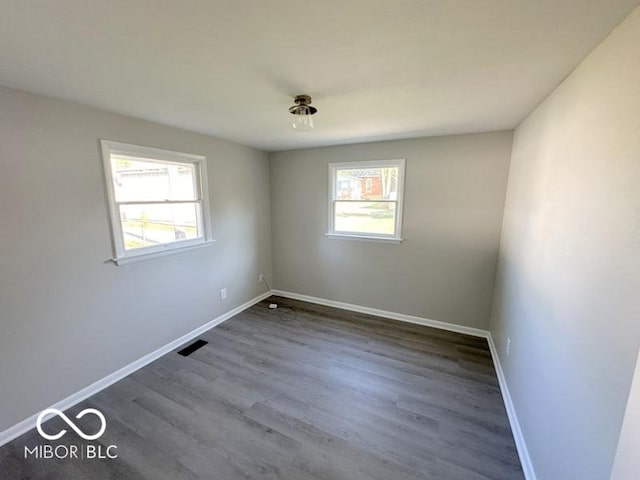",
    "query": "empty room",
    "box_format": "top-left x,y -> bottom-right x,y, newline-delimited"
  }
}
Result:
1,1 -> 639,479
